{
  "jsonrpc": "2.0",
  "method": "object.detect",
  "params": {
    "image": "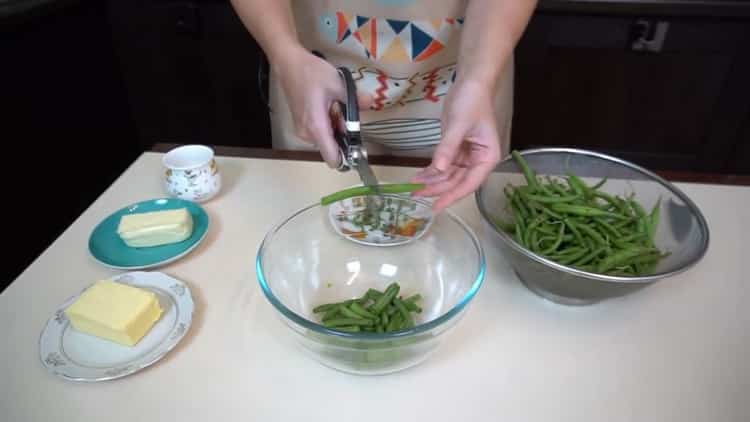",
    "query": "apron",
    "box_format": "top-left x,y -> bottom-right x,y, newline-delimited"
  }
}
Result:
268,0 -> 514,158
